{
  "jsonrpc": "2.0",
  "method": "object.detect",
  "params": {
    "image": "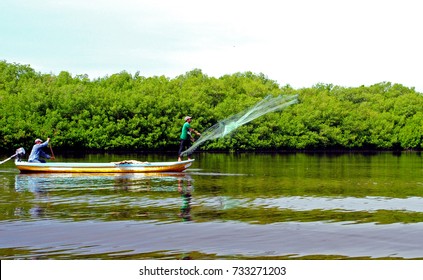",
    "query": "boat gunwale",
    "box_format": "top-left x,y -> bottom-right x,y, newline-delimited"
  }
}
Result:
15,159 -> 194,168
14,159 -> 195,173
